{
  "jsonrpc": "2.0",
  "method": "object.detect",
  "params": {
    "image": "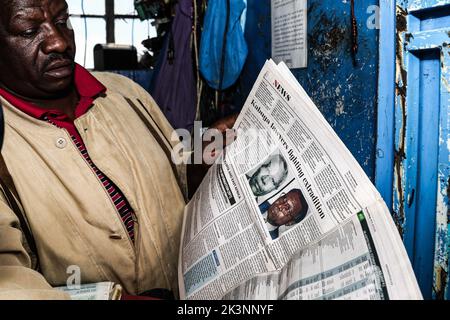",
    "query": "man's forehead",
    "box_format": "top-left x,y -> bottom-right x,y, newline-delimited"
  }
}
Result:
3,0 -> 67,15
287,192 -> 302,207
267,158 -> 283,173
287,191 -> 298,200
